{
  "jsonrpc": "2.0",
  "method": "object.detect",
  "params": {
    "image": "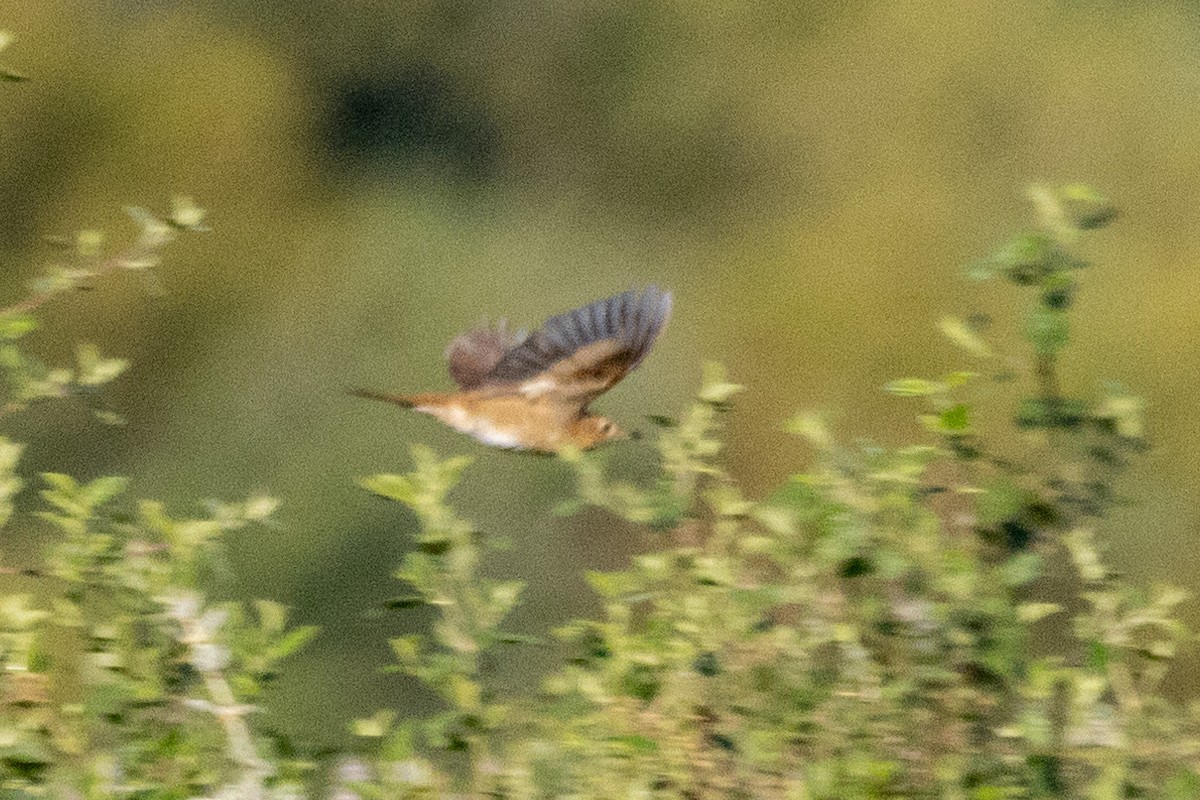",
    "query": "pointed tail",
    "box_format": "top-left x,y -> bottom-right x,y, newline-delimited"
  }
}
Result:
348,388 -> 448,409
348,387 -> 418,408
